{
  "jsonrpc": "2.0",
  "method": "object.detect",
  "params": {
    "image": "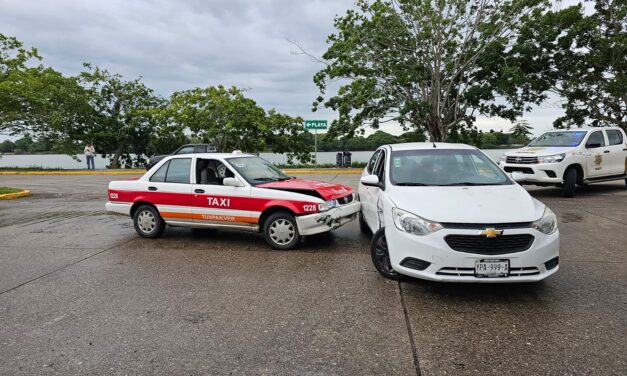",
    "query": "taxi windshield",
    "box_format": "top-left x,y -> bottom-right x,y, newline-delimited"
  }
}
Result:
528,131 -> 587,147
226,156 -> 291,185
390,149 -> 511,186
